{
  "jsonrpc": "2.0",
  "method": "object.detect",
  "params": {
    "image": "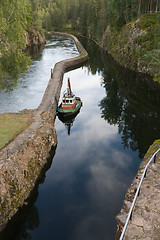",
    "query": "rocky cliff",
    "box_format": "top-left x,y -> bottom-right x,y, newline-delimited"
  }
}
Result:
24,29 -> 46,48
102,13 -> 160,82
